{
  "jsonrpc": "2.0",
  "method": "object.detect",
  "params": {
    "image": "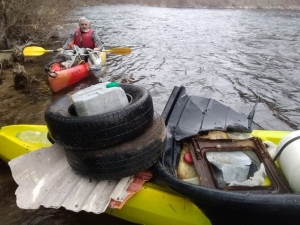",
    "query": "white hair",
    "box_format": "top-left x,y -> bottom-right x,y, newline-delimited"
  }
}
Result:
78,17 -> 90,24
